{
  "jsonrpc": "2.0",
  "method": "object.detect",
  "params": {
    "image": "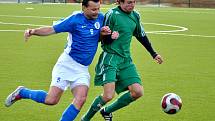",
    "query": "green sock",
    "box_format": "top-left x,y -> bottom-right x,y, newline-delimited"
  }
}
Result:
105,91 -> 135,113
82,95 -> 106,120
